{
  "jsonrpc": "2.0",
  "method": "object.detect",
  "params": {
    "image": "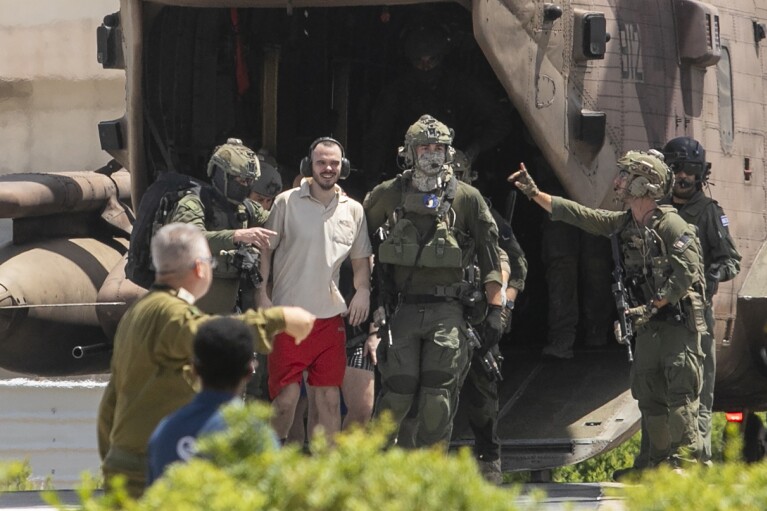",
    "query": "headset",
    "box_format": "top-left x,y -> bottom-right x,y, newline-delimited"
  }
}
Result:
299,137 -> 351,179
